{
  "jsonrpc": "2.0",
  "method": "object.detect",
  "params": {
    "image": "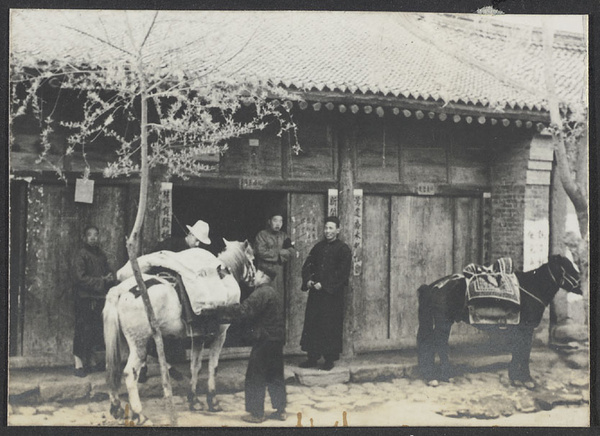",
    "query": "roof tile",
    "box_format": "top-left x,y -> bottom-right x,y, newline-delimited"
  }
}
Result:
10,10 -> 586,113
